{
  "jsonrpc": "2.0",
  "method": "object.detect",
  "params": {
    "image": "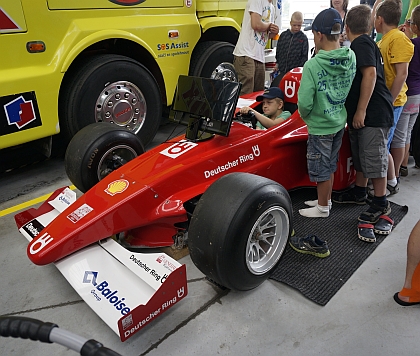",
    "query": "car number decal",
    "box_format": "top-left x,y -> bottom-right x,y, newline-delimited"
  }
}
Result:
160,140 -> 198,159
